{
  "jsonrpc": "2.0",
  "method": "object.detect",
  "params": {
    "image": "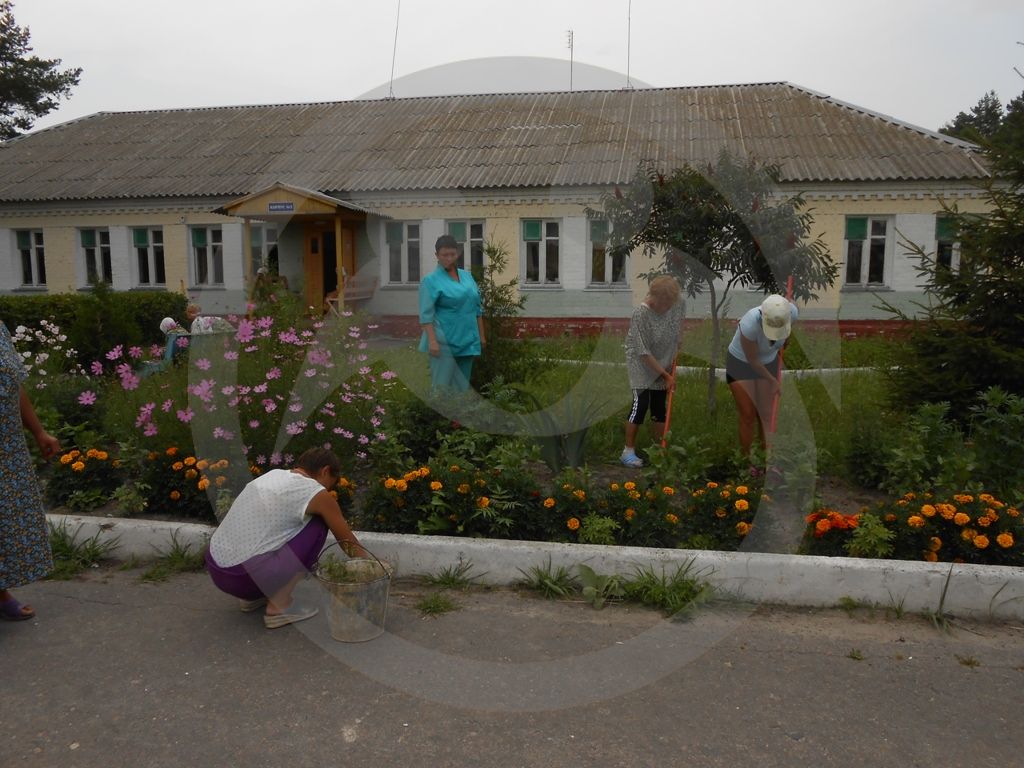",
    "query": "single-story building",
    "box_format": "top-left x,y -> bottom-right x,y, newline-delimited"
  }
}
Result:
0,82 -> 988,329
